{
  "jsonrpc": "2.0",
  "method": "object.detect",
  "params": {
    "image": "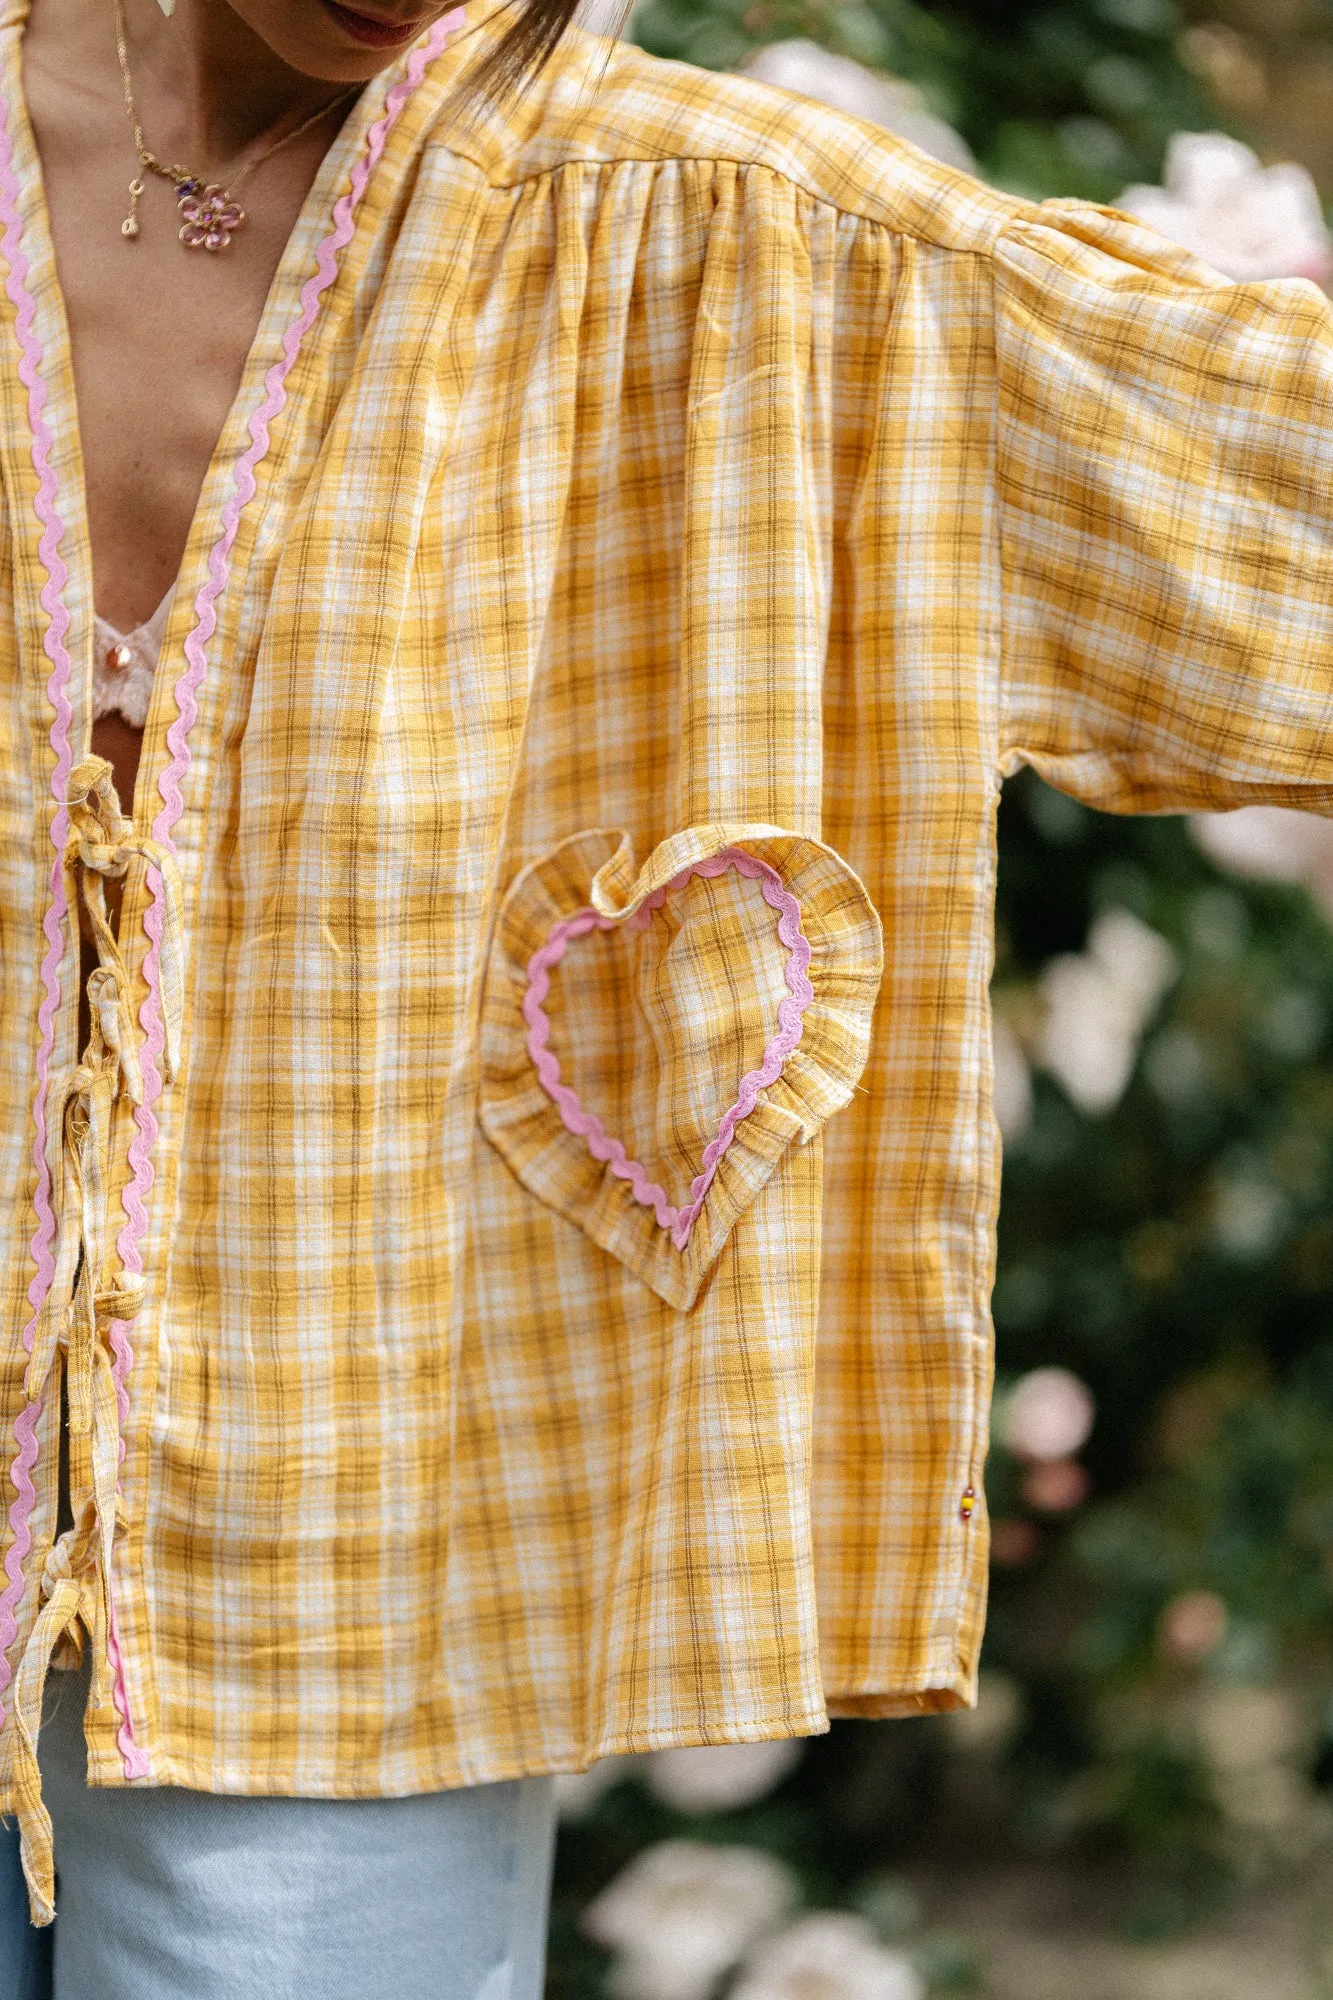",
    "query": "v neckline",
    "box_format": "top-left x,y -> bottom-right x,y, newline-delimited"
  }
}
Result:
0,0 -> 494,850
0,0 -> 477,1786
0,0 -> 477,1142
0,11 -> 388,836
